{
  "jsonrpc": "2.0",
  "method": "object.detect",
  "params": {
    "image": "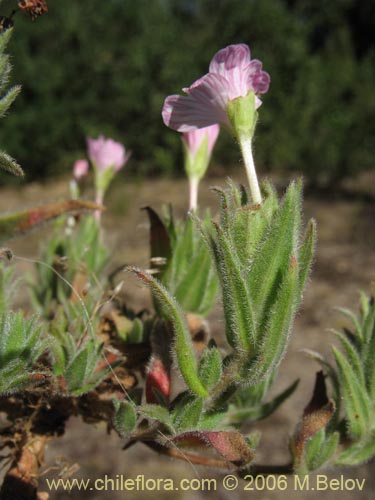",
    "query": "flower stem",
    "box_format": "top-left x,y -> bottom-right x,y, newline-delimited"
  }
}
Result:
95,192 -> 103,223
238,135 -> 262,204
189,177 -> 199,211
